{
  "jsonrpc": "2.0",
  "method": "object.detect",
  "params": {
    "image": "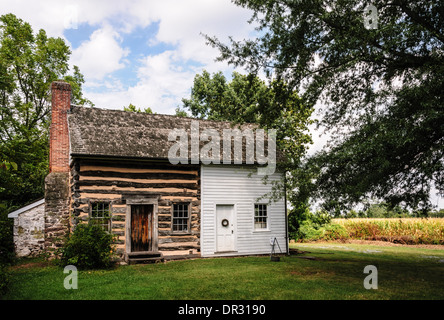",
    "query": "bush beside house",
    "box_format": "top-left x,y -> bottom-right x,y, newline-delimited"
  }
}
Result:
0,206 -> 14,295
59,224 -> 116,270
